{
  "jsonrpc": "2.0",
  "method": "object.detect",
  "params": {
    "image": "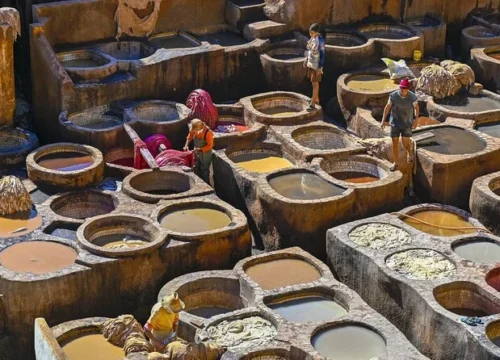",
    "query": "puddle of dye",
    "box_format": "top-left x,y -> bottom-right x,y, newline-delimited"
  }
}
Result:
231,153 -> 293,173
61,333 -> 125,360
0,208 -> 42,238
62,59 -> 101,68
150,35 -> 199,49
269,173 -> 345,200
490,337 -> 500,347
402,210 -> 475,237
196,32 -> 248,46
447,308 -> 489,317
37,152 -> 93,171
92,234 -> 149,249
50,228 -> 78,241
478,122 -> 500,138
260,106 -> 300,117
438,95 -> 500,113
453,241 -> 500,264
187,307 -> 233,318
312,325 -> 387,360
333,171 -> 379,184
417,127 -> 486,155
245,259 -> 320,290
271,53 -> 305,61
160,208 -> 231,233
0,241 -> 77,274
346,75 -> 398,92
269,296 -> 347,323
